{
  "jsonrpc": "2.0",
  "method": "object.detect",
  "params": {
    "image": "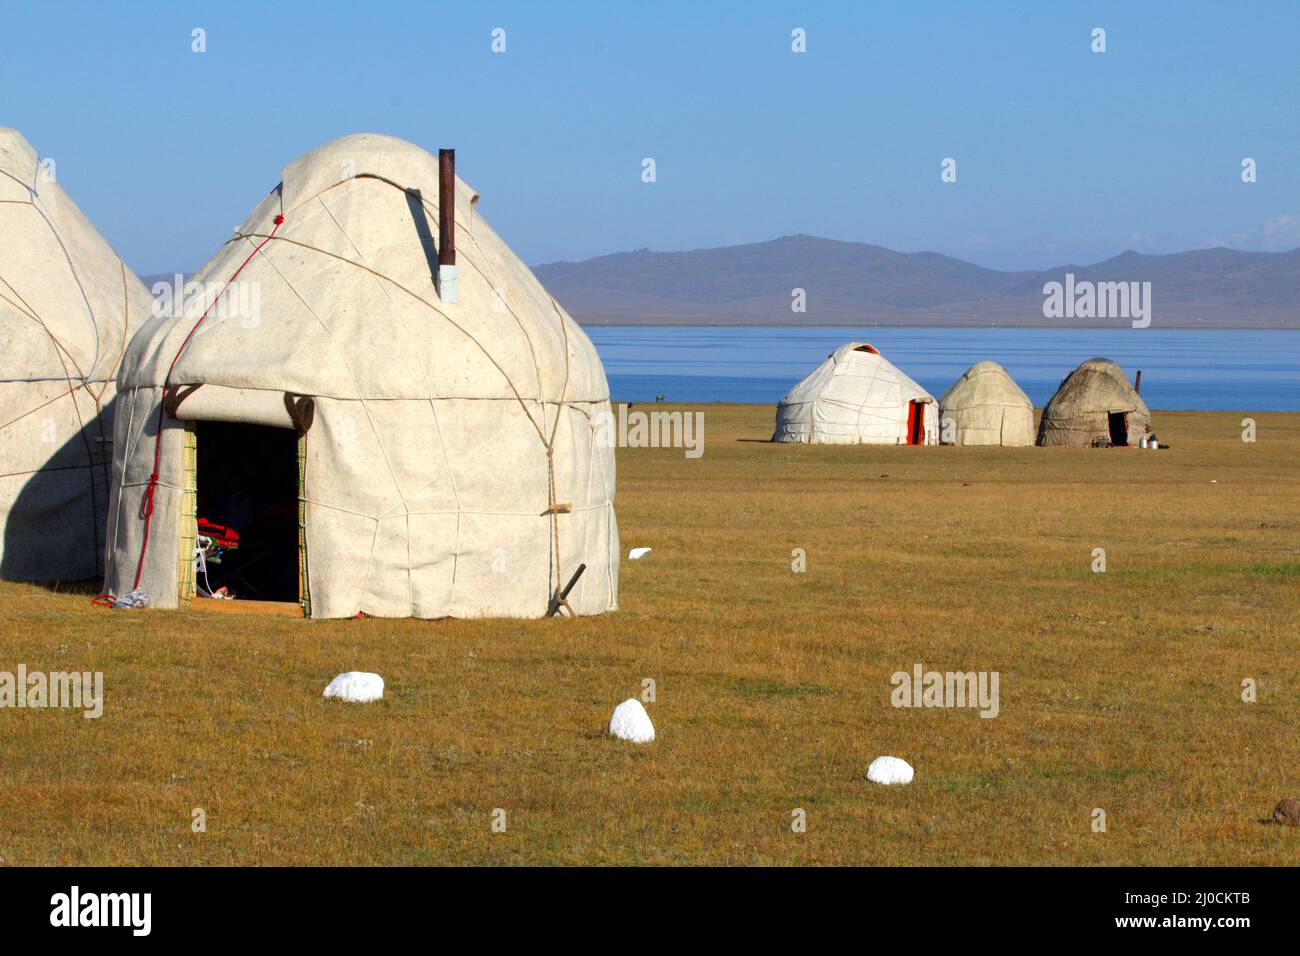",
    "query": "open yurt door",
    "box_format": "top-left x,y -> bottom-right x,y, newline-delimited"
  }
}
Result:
1107,412 -> 1128,446
193,421 -> 301,603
